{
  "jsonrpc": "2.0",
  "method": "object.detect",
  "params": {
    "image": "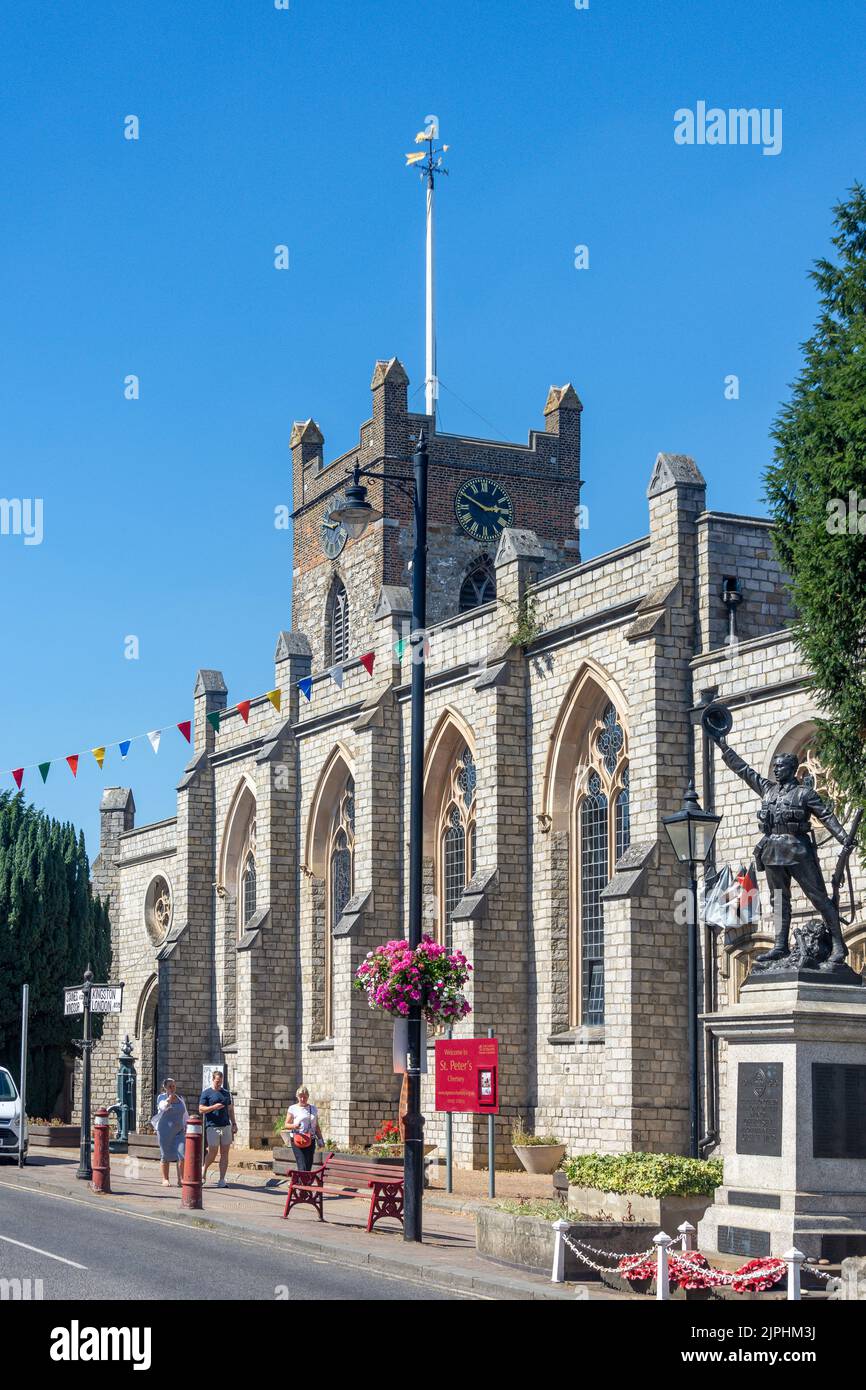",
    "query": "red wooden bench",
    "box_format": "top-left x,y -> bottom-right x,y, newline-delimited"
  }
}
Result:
281,1152 -> 404,1232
